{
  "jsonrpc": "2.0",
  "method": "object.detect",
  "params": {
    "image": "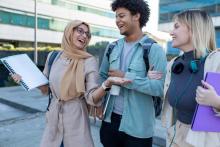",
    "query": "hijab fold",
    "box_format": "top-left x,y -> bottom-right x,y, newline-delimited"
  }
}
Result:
60,20 -> 92,101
